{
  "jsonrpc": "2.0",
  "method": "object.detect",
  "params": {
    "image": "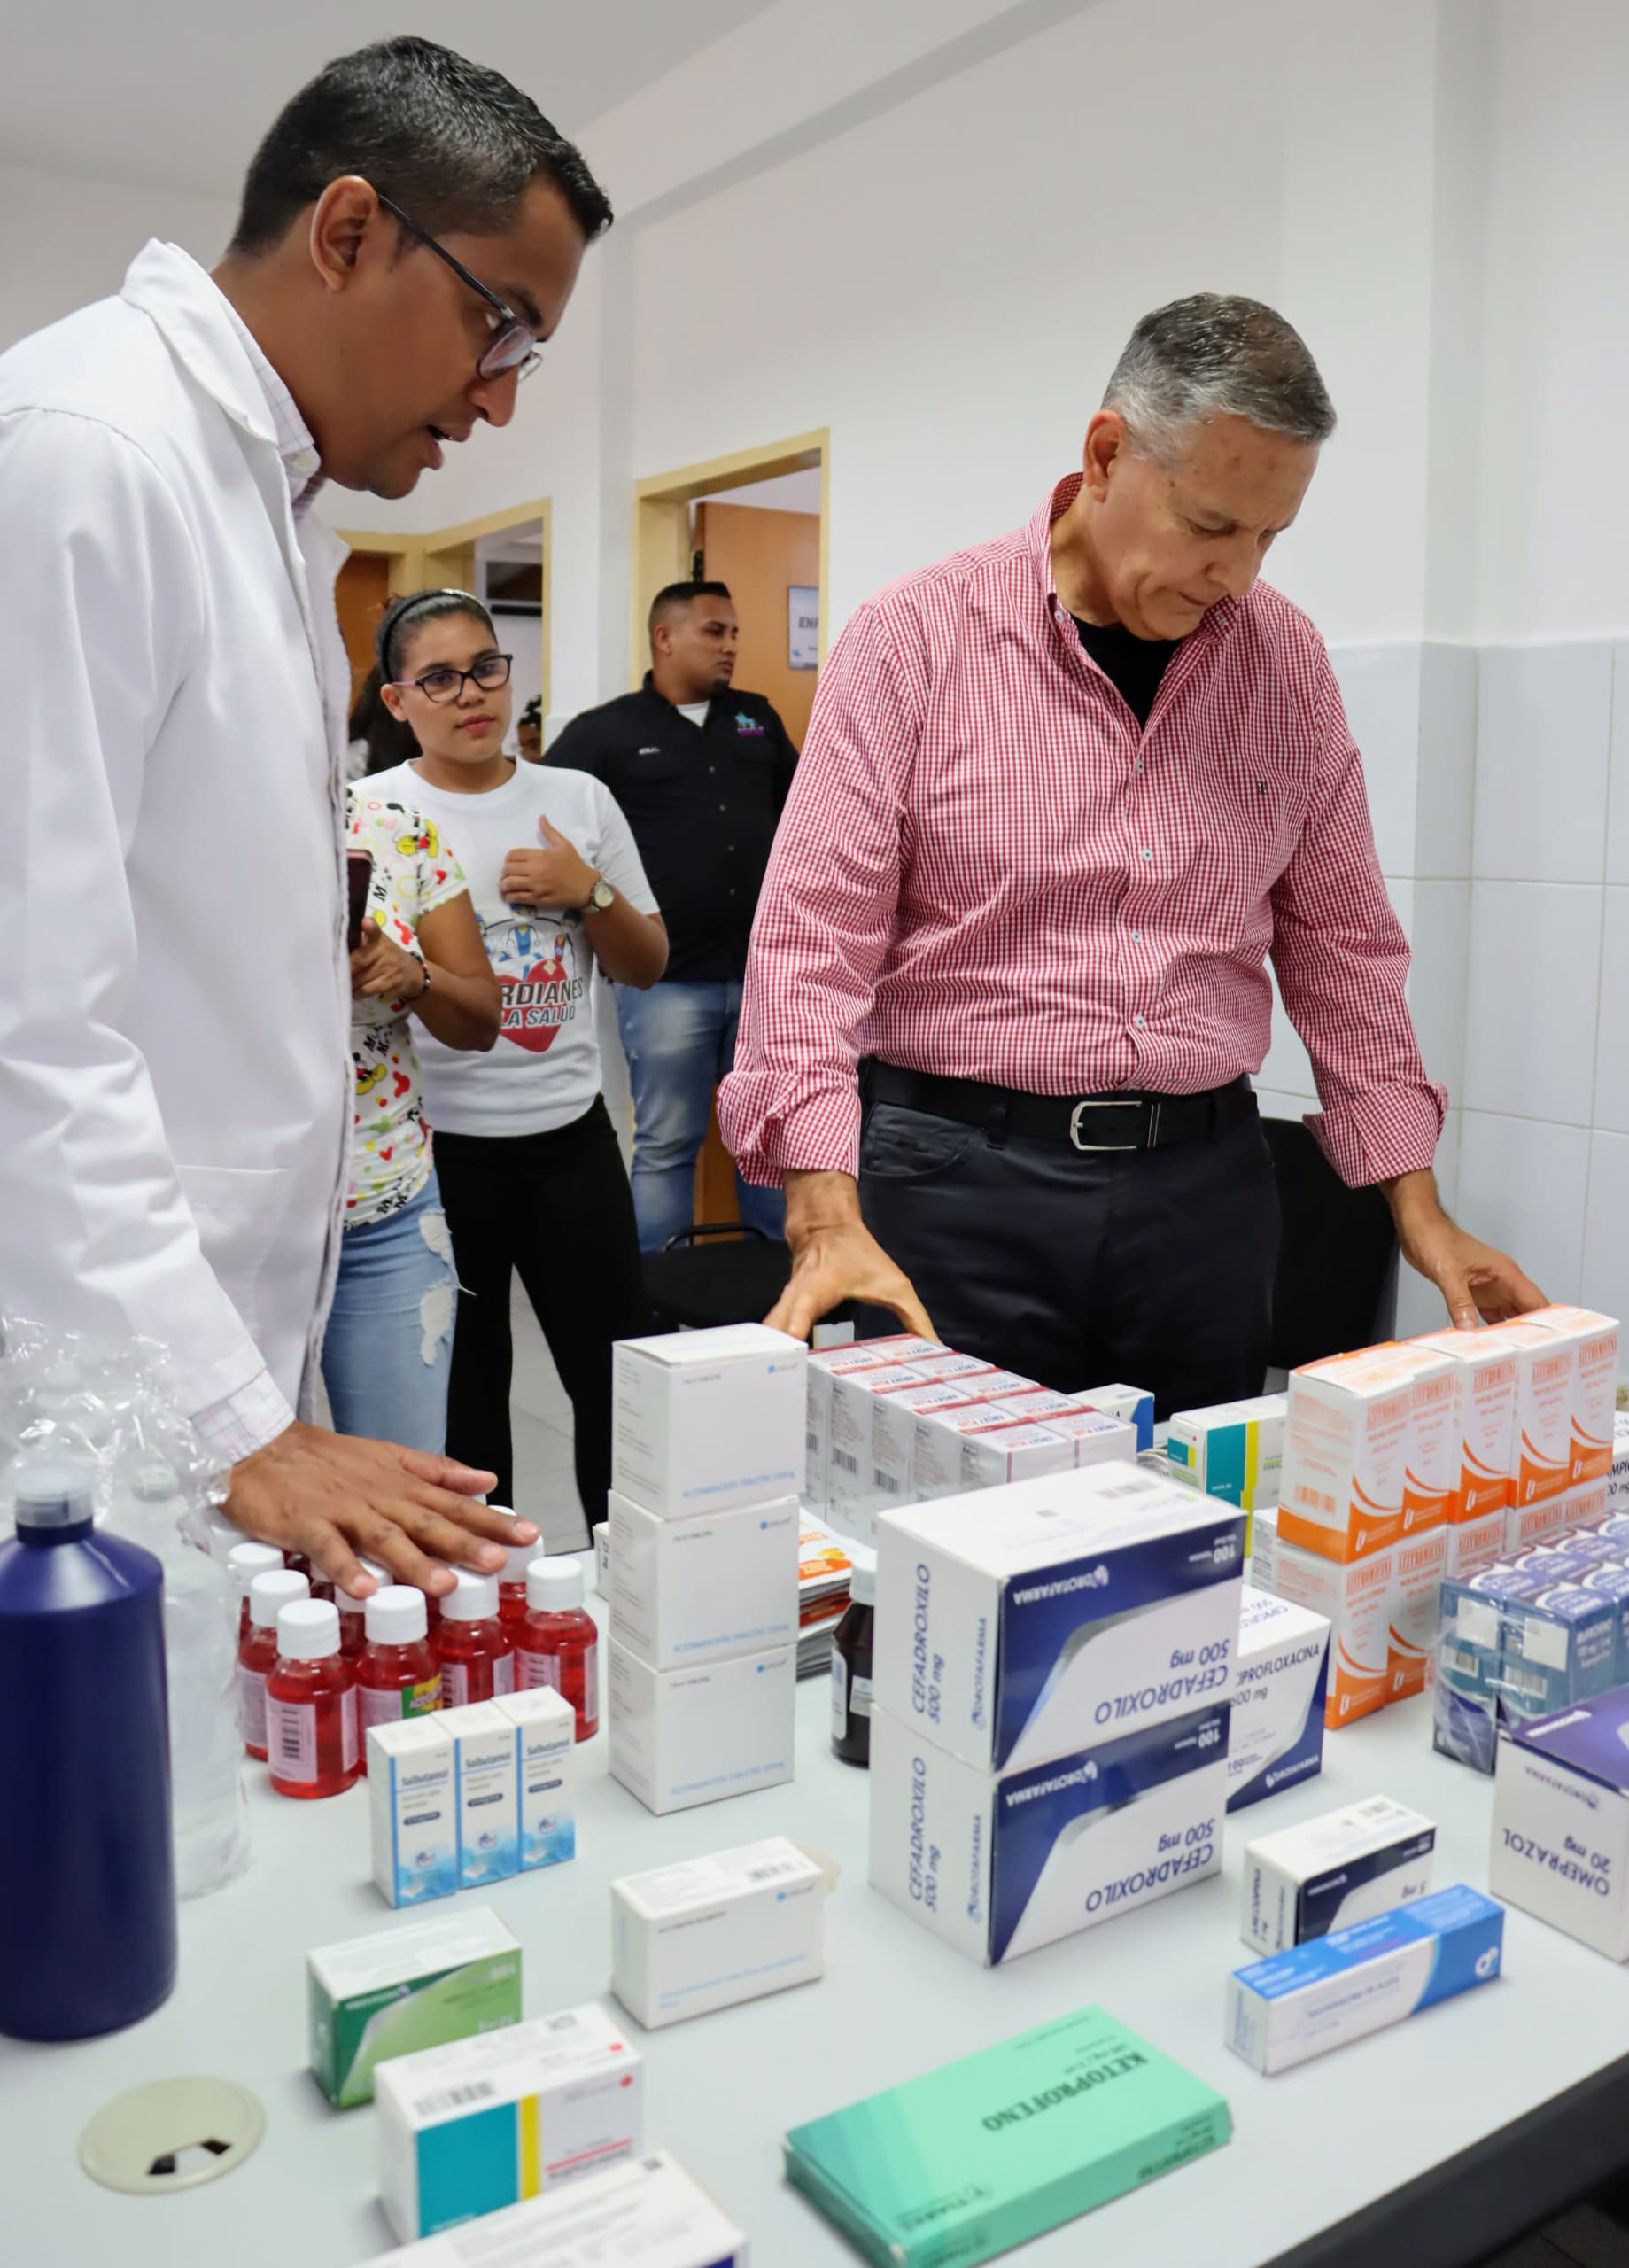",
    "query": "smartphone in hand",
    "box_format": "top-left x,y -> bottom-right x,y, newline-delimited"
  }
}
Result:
345,850 -> 375,952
